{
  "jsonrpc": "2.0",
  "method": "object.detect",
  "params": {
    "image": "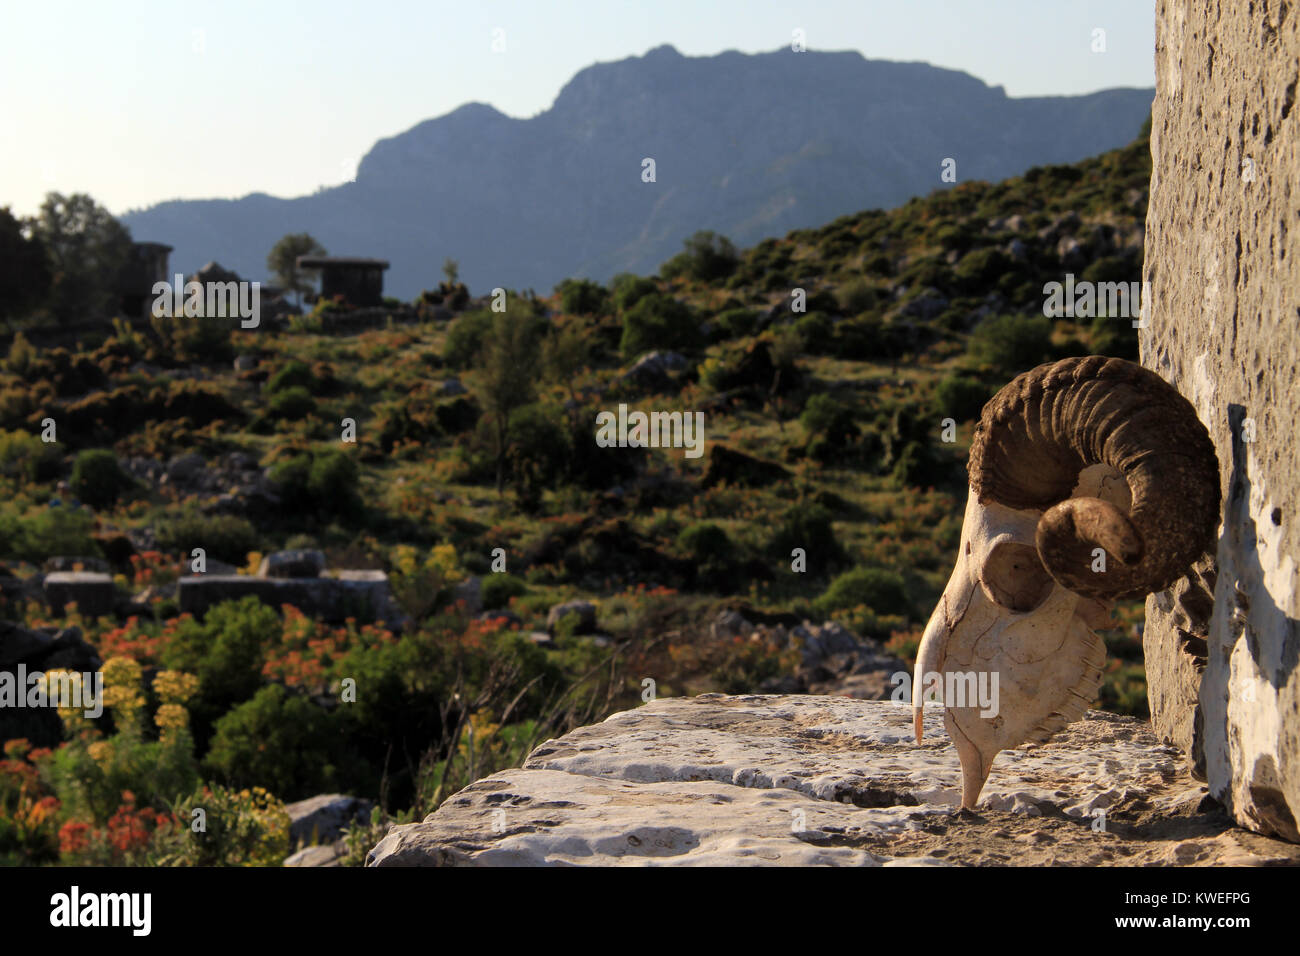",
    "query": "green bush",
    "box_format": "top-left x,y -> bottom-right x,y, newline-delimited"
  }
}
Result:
161,596 -> 277,727
555,278 -> 610,316
0,429 -> 61,484
265,361 -> 316,395
968,314 -> 1054,377
677,522 -> 734,565
768,501 -> 845,574
0,507 -> 99,564
155,511 -> 260,565
443,310 -> 494,369
481,573 -> 528,611
712,307 -> 759,340
814,566 -> 911,618
795,312 -> 834,354
619,294 -> 702,359
954,247 -> 1013,291
835,278 -> 881,315
269,450 -> 361,517
659,231 -> 739,283
611,274 -> 659,313
69,449 -> 133,509
308,450 -> 361,514
506,403 -> 570,509
934,374 -> 993,421
267,386 -> 316,421
800,394 -> 859,447
204,684 -> 336,800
